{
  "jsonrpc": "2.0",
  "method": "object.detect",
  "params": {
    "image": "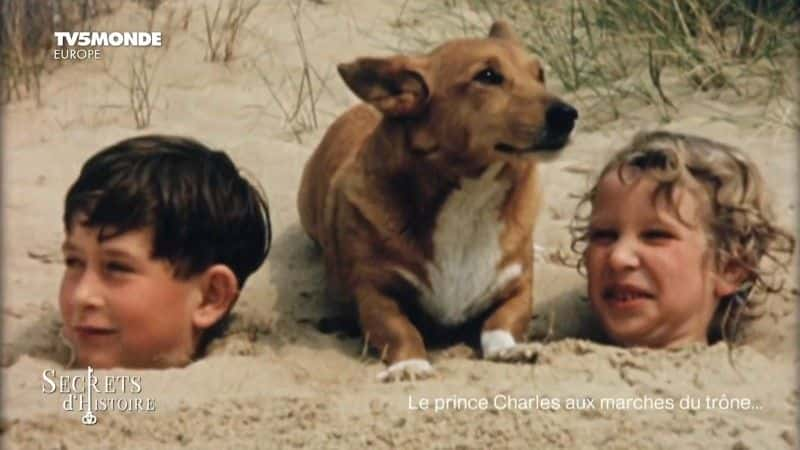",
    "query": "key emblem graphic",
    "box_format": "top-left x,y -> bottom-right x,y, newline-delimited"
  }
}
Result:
81,366 -> 97,425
